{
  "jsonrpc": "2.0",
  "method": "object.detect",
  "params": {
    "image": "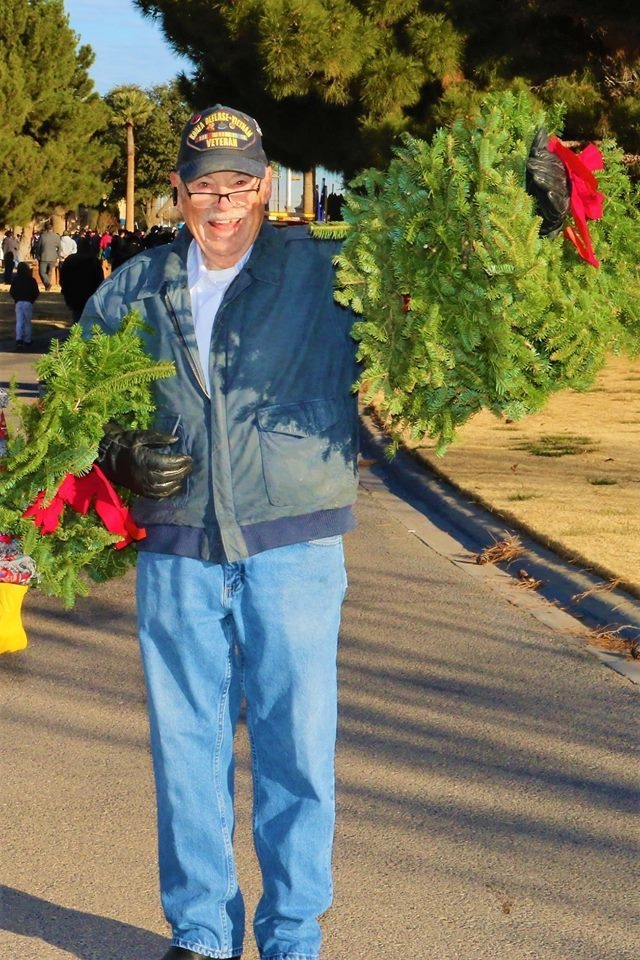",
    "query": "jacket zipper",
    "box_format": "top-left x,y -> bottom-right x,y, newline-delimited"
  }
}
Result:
162,290 -> 210,398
